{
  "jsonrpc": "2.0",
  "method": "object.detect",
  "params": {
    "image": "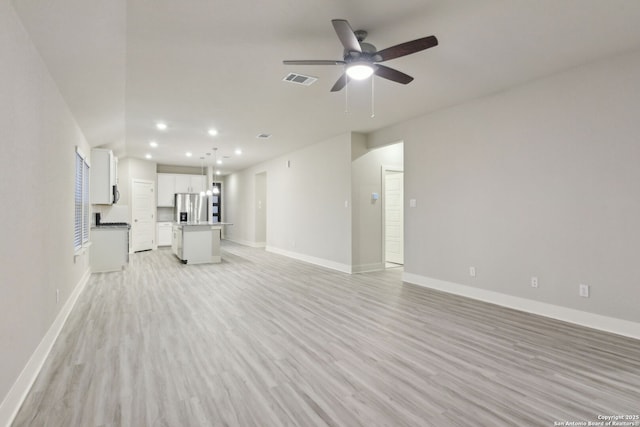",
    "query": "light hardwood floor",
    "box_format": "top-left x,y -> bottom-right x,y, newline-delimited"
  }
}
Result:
13,242 -> 640,426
